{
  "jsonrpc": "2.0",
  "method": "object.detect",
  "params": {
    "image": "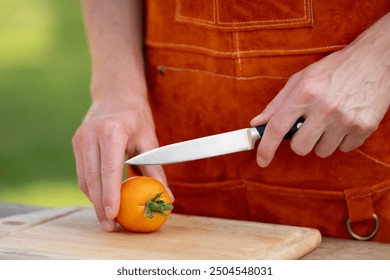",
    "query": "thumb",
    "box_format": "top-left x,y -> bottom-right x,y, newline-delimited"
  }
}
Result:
250,81 -> 293,127
250,97 -> 279,127
140,165 -> 174,202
